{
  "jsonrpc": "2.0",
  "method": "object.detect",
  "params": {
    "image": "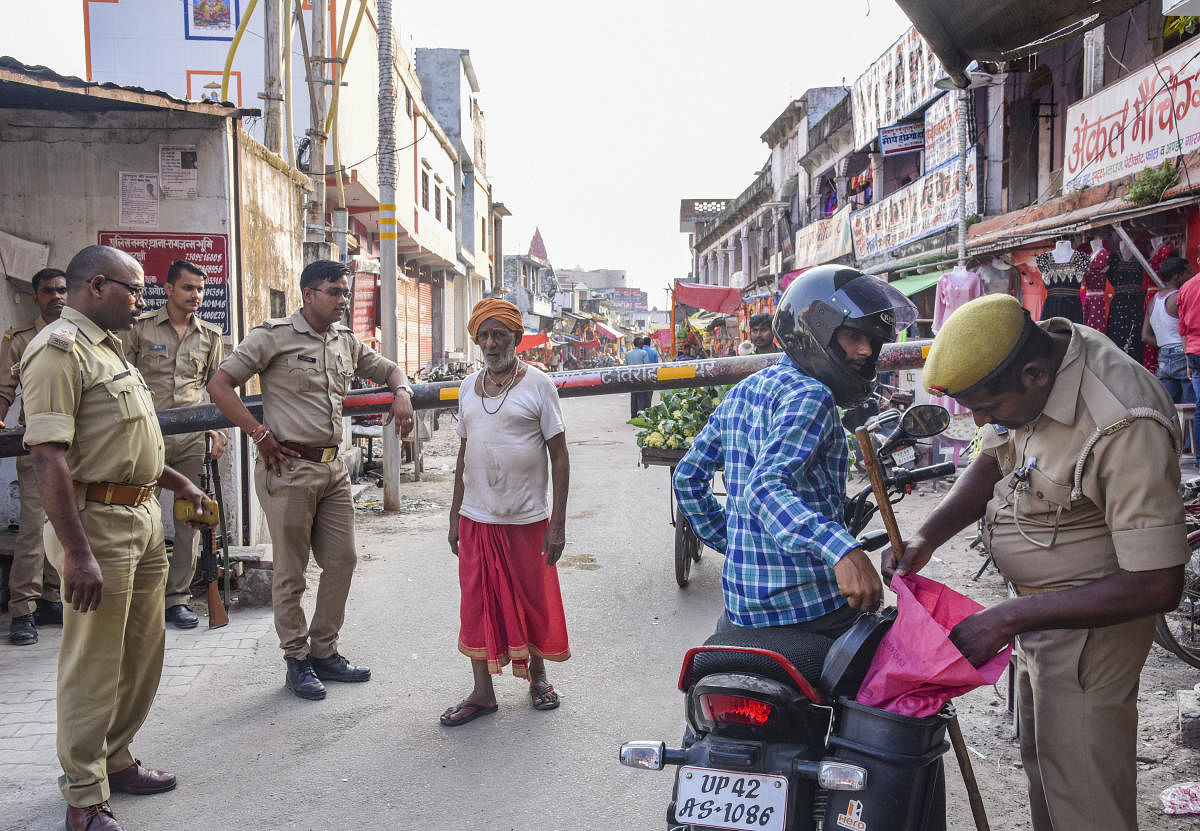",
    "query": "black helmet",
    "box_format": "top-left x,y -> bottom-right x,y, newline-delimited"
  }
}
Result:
772,265 -> 917,406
